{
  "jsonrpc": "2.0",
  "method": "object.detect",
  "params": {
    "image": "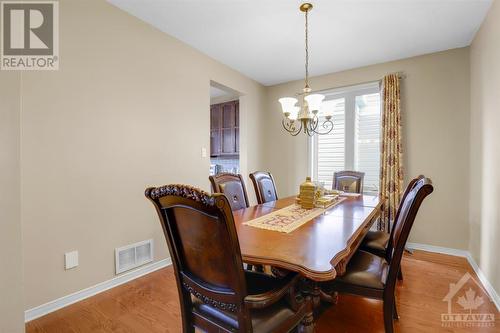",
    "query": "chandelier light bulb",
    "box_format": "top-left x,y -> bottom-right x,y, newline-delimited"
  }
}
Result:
279,97 -> 298,116
288,106 -> 300,120
304,94 -> 325,113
